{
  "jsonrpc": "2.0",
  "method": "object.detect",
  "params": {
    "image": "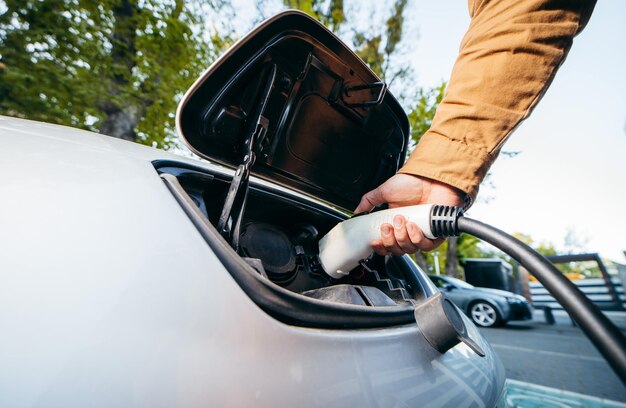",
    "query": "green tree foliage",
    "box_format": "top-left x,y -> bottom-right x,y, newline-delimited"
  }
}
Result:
0,0 -> 230,148
2,0 -> 444,150
283,0 -> 345,31
406,82 -> 445,146
352,0 -> 406,80
512,232 -> 601,278
457,233 -> 485,262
